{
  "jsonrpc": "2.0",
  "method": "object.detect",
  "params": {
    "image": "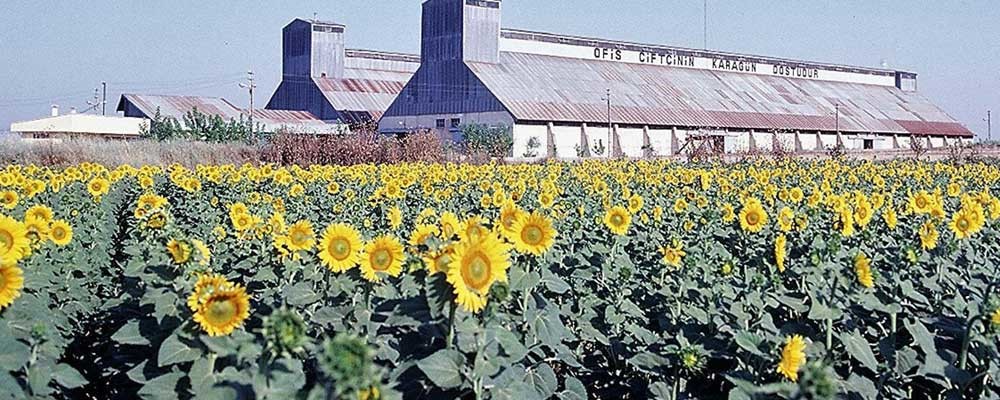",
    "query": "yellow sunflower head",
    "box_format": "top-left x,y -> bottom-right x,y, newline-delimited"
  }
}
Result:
319,223 -> 363,273
440,212 -> 460,239
1,191 -> 18,209
166,239 -> 193,265
738,198 -> 768,233
0,263 -> 25,310
603,206 -> 632,236
776,335 -> 807,382
458,216 -> 490,243
446,233 -> 511,313
25,205 -> 53,223
387,207 -> 403,229
510,211 -> 557,256
193,283 -> 251,337
854,252 -> 874,288
286,220 -> 316,252
360,236 -> 405,282
0,216 -> 30,265
49,220 -> 73,246
774,234 -> 787,272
